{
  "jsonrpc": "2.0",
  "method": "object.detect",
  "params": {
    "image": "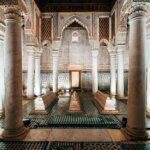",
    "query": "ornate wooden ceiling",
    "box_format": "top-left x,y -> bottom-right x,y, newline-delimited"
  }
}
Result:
35,0 -> 117,12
